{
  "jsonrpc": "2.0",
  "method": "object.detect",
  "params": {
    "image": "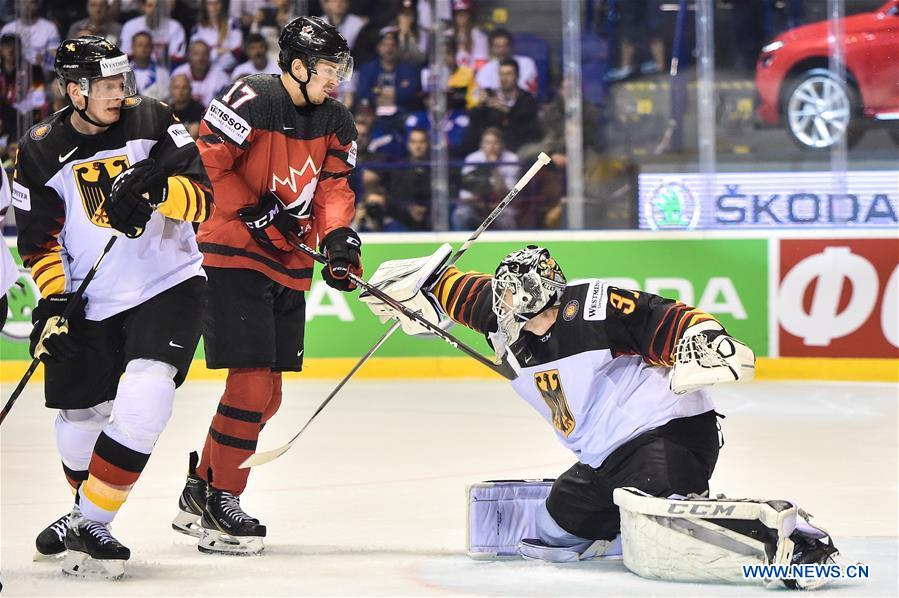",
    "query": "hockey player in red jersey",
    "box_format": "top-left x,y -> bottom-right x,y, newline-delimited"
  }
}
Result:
360,246 -> 846,590
172,16 -> 360,555
15,36 -> 212,579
